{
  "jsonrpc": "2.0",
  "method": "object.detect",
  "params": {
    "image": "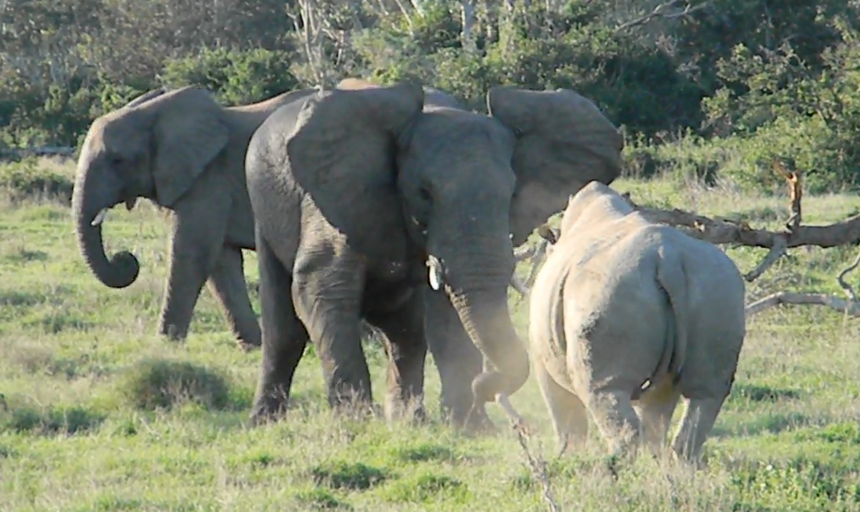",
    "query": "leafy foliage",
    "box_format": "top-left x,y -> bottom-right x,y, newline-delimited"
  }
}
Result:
3,0 -> 860,191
